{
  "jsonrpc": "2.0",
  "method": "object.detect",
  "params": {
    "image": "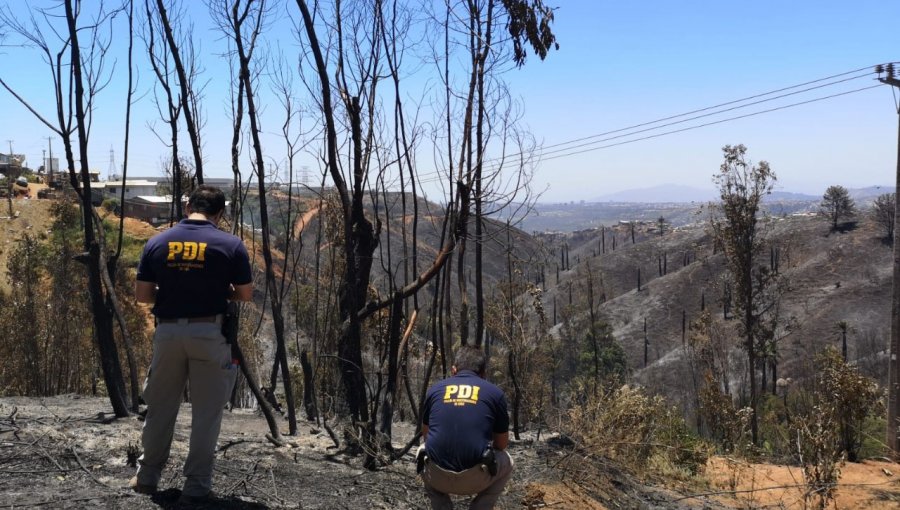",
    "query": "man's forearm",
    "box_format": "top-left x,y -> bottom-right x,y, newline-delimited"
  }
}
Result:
229,283 -> 253,301
135,281 -> 157,304
493,432 -> 509,450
